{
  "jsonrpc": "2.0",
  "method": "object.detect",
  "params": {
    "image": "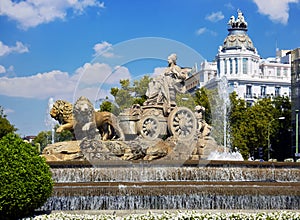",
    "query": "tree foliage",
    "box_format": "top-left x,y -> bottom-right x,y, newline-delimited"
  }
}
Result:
34,125 -> 73,152
0,133 -> 53,219
229,94 -> 291,160
0,106 -> 17,139
176,93 -> 196,110
110,76 -> 152,111
270,95 -> 292,160
229,92 -> 249,157
194,88 -> 212,125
